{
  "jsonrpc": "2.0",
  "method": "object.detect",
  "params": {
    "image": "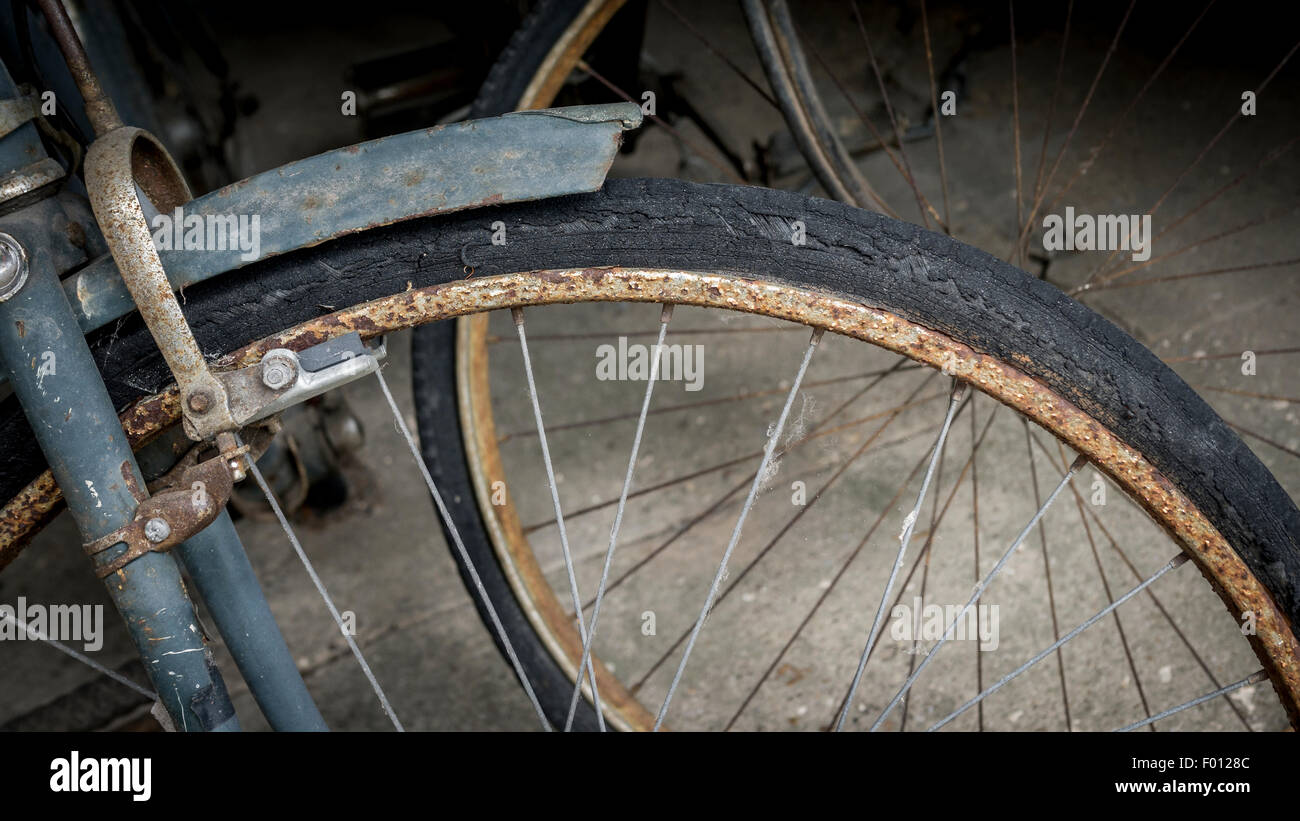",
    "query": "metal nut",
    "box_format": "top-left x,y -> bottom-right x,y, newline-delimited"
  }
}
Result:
0,233 -> 29,302
143,517 -> 171,543
261,351 -> 298,391
187,390 -> 213,414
